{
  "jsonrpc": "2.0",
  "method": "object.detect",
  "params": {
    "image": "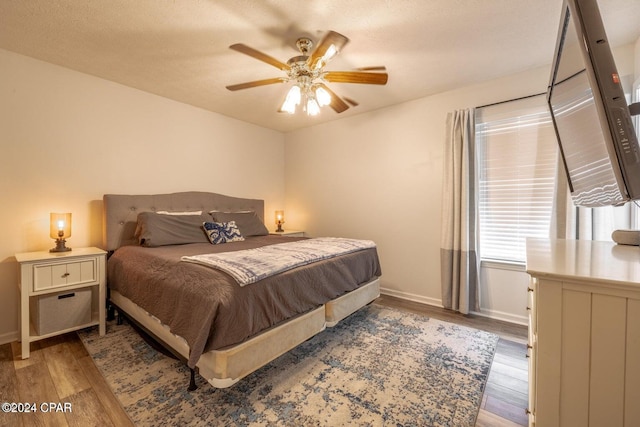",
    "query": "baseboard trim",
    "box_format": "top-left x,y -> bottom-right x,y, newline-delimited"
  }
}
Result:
379,287 -> 443,308
0,330 -> 18,346
380,287 -> 527,326
472,308 -> 528,326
